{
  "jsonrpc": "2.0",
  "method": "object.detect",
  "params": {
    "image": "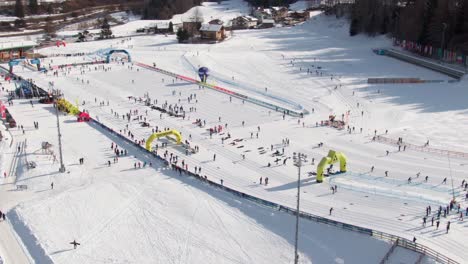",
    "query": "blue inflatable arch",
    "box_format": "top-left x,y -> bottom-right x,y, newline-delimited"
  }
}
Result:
106,49 -> 131,63
8,58 -> 42,73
